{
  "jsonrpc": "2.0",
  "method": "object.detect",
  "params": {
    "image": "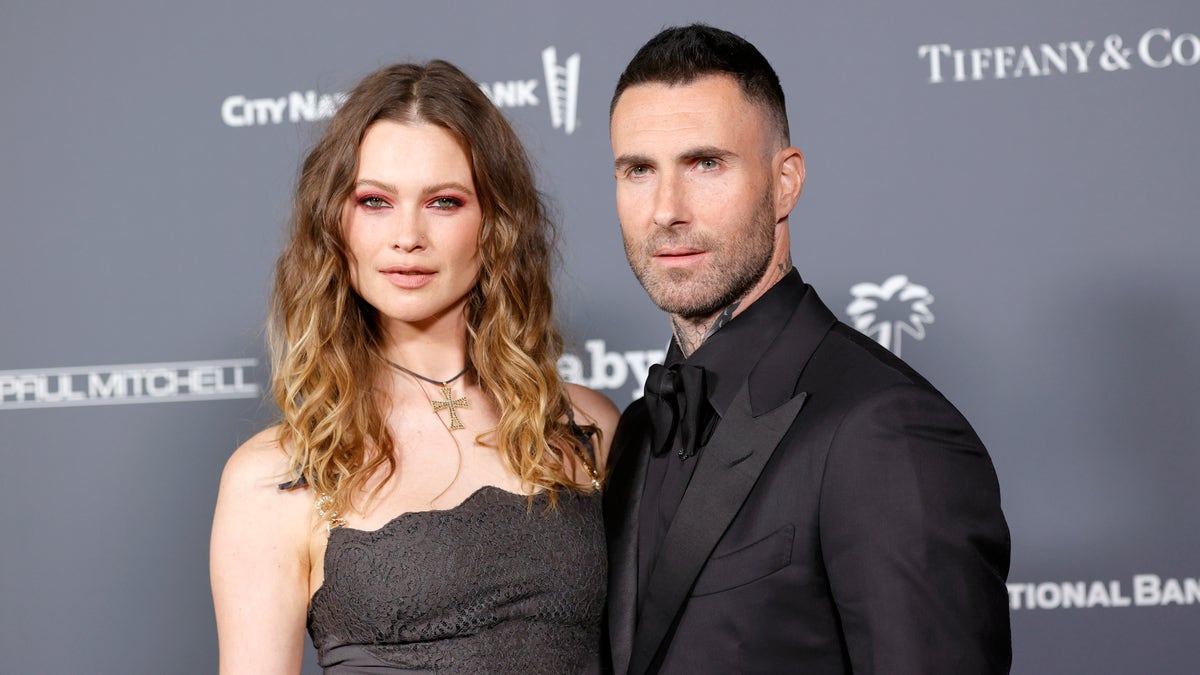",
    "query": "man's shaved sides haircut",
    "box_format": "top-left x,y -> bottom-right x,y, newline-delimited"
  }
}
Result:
610,23 -> 790,146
